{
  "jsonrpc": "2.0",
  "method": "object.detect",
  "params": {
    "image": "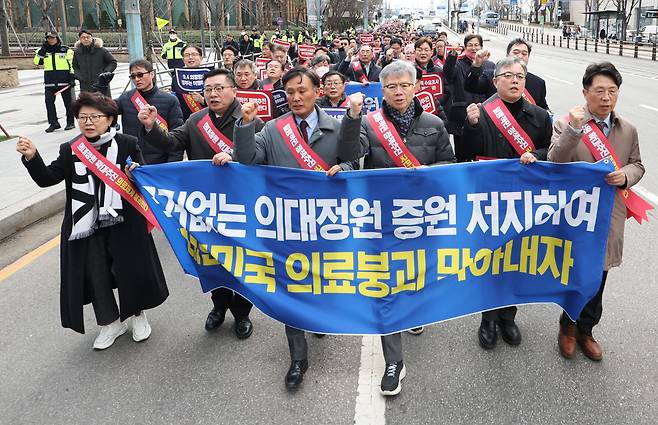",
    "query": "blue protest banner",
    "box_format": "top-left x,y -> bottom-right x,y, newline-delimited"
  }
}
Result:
321,107 -> 347,120
133,159 -> 616,335
175,67 -> 211,92
345,82 -> 383,113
